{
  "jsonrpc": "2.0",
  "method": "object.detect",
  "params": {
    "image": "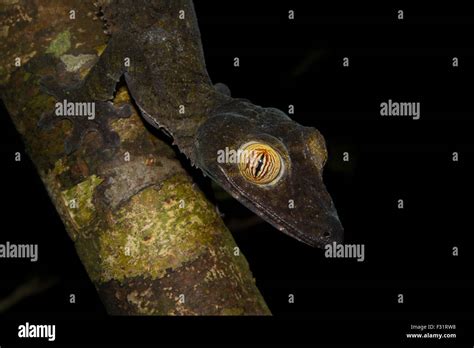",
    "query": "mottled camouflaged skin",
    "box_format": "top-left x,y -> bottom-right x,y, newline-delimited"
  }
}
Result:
40,0 -> 343,247
196,100 -> 343,247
